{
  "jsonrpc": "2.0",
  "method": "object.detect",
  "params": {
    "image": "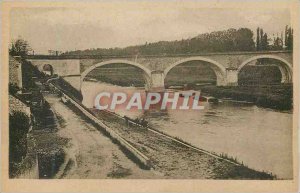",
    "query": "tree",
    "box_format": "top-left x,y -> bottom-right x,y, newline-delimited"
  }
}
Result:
61,28 -> 258,55
285,25 -> 293,50
285,25 -> 288,48
234,28 -> 255,51
256,28 -> 260,51
272,35 -> 283,50
9,38 -> 31,57
255,28 -> 268,64
261,33 -> 269,50
260,28 -> 264,50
